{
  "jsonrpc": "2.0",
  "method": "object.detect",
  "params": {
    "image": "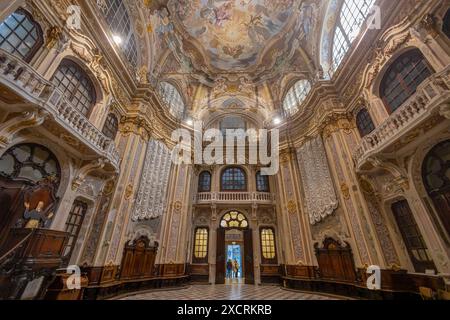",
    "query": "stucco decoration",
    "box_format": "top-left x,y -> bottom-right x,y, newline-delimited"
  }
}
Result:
297,135 -> 338,225
132,139 -> 172,220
